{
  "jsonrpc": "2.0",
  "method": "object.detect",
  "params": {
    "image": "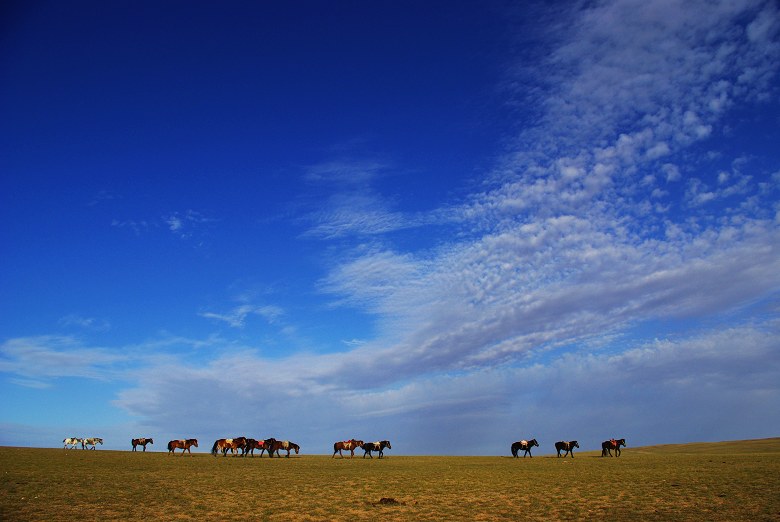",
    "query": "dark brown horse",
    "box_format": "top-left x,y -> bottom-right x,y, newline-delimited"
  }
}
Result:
511,438 -> 539,458
333,439 -> 364,458
244,438 -> 271,457
131,437 -> 153,452
361,440 -> 391,459
168,439 -> 198,456
555,440 -> 579,458
268,439 -> 299,457
601,438 -> 626,457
